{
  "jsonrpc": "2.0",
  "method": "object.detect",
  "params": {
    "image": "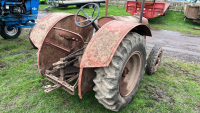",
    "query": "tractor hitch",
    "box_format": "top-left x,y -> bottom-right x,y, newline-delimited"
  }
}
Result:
44,47 -> 85,95
45,73 -> 78,95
